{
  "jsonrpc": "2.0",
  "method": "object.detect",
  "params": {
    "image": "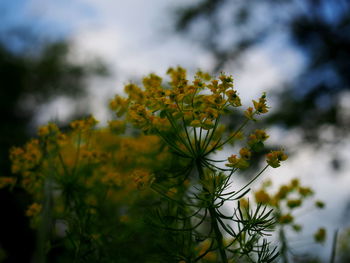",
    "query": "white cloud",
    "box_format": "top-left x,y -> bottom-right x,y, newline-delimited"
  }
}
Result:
26,0 -> 296,123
